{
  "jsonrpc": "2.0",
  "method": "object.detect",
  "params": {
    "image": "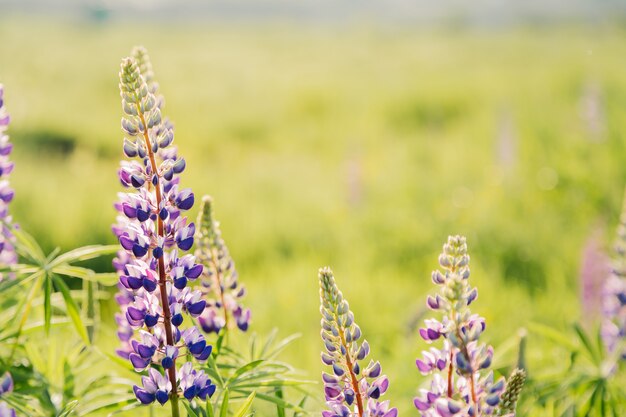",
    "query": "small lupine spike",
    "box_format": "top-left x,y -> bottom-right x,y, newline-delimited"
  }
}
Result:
195,195 -> 251,334
496,369 -> 526,416
318,267 -> 397,417
415,236 -> 507,416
